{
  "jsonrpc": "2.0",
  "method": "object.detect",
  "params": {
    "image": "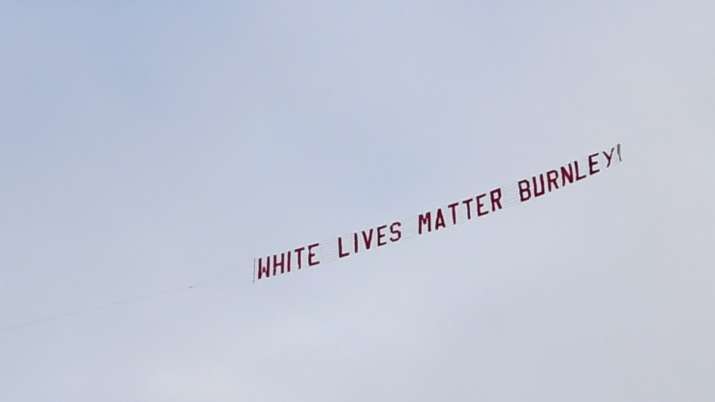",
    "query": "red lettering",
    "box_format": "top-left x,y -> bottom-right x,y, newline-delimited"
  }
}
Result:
308,243 -> 320,266
518,179 -> 531,202
294,246 -> 305,269
560,164 -> 574,186
361,229 -> 374,250
476,193 -> 489,217
338,237 -> 350,258
532,174 -> 546,197
434,209 -> 446,230
588,153 -> 600,175
462,198 -> 474,220
448,202 -> 459,225
389,221 -> 402,242
603,147 -> 615,168
257,257 -> 271,280
546,170 -> 559,192
574,161 -> 587,181
418,212 -> 432,234
490,188 -> 503,211
376,225 -> 388,247
272,252 -> 287,275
